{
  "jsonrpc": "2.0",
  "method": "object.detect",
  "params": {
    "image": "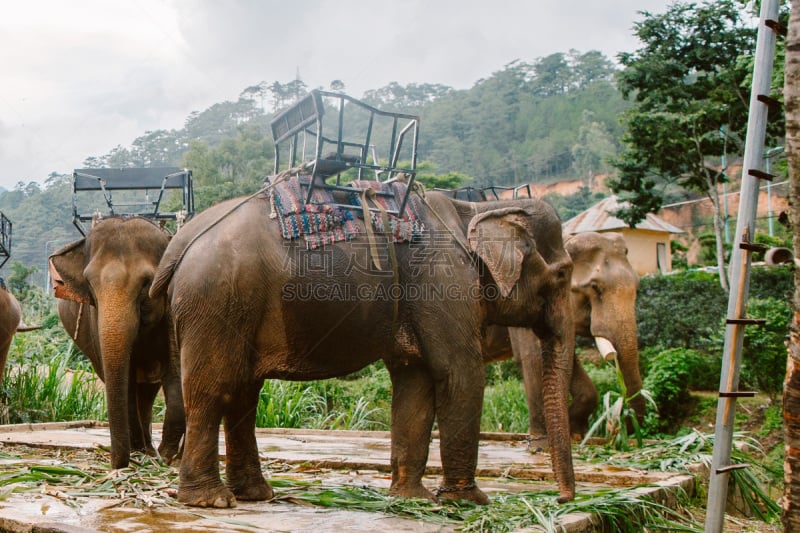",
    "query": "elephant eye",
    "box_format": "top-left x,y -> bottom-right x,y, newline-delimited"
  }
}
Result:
590,281 -> 602,297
